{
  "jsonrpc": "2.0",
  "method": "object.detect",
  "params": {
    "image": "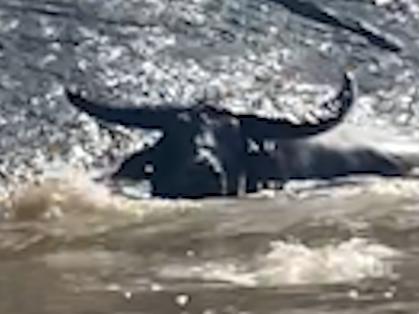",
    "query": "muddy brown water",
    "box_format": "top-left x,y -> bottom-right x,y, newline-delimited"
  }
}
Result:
2,0 -> 419,313
1,175 -> 419,314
